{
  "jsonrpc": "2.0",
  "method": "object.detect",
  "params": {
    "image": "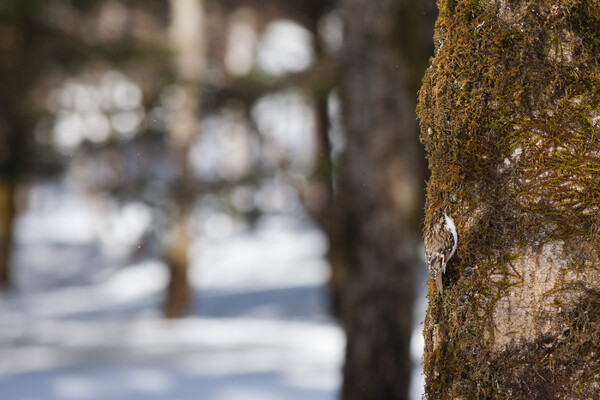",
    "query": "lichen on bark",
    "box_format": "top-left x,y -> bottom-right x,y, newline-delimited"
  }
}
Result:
417,0 -> 600,398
